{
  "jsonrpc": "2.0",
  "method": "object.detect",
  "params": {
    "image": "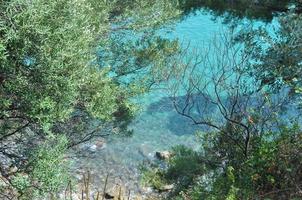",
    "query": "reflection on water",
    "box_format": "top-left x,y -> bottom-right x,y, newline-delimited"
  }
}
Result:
177,0 -> 290,22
